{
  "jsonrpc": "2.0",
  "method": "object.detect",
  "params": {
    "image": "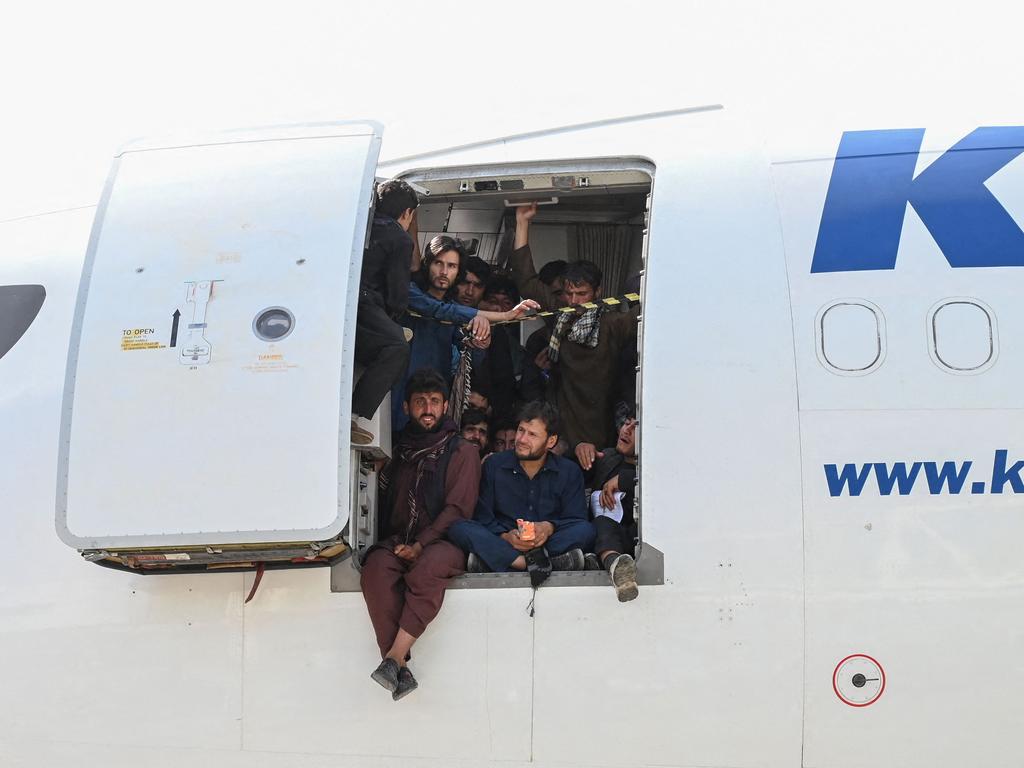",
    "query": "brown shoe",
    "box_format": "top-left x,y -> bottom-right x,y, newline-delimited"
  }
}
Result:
351,421 -> 374,446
